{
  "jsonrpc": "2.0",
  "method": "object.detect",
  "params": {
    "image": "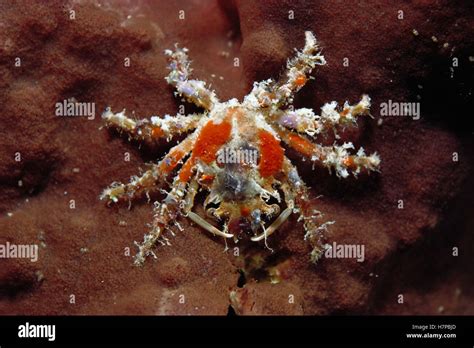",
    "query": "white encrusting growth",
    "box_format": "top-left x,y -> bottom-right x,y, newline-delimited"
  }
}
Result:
248,31 -> 326,109
165,45 -> 219,110
102,108 -> 136,131
102,107 -> 203,142
277,95 -> 372,138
